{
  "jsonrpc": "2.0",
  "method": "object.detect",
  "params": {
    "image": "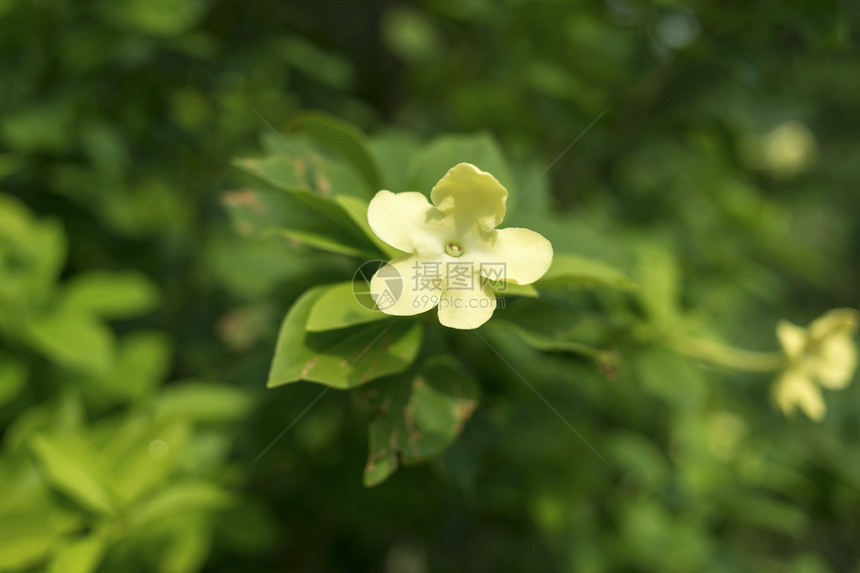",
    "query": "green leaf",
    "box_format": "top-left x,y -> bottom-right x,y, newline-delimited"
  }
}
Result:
0,355 -> 26,407
409,132 -> 515,196
156,382 -> 254,423
233,155 -> 310,192
0,195 -> 67,306
369,131 -> 422,192
364,357 -> 479,487
0,507 -> 81,570
221,187 -> 313,237
96,0 -> 208,37
635,347 -> 704,409
48,534 -> 106,573
536,253 -> 634,289
487,297 -> 610,356
207,232 -> 316,299
492,282 -> 539,298
724,492 -> 807,536
133,481 -> 232,527
488,320 -> 601,358
25,308 -> 115,374
111,331 -> 171,400
159,526 -> 211,573
273,228 -> 379,260
63,271 -> 159,319
233,157 -> 396,257
4,394 -> 84,452
637,247 -> 680,325
268,287 -> 422,389
29,434 -> 117,516
108,421 -> 190,506
305,282 -> 389,331
279,187 -> 396,257
291,111 -> 383,192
